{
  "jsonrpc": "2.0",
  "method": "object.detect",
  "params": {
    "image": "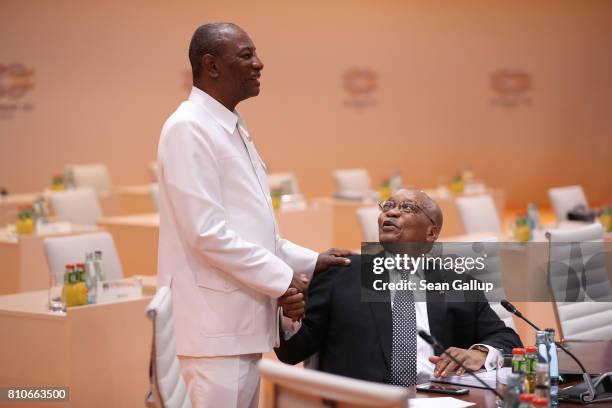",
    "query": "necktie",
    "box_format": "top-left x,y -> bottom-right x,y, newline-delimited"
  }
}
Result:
388,269 -> 418,386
